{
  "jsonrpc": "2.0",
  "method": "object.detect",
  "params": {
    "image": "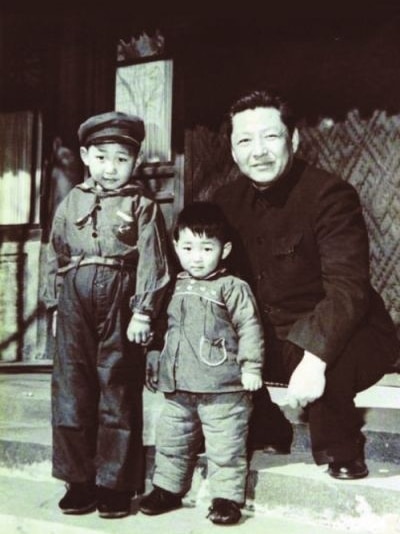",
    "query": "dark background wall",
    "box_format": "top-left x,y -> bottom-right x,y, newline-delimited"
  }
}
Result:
0,2 -> 399,349
2,2 -> 400,138
176,4 -> 400,129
